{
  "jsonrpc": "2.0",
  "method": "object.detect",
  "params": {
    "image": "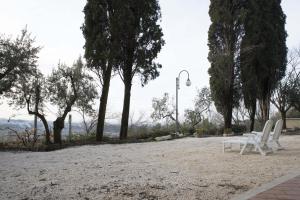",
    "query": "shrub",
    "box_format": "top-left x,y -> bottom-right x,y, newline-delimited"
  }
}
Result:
7,128 -> 40,148
231,124 -> 247,135
127,123 -> 173,140
195,119 -> 219,137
